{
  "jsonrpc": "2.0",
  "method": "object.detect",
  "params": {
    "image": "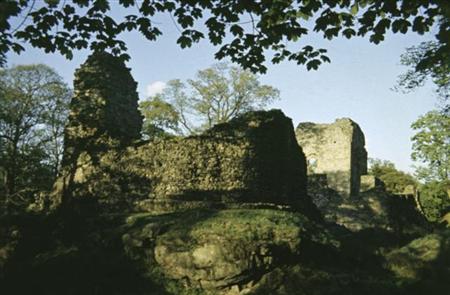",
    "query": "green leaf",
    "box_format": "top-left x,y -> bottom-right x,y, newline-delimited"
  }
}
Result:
350,3 -> 359,15
342,28 -> 356,38
320,55 -> 331,63
297,11 -> 310,20
177,35 -> 192,48
230,24 -> 244,36
11,42 -> 24,53
306,59 -> 321,70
